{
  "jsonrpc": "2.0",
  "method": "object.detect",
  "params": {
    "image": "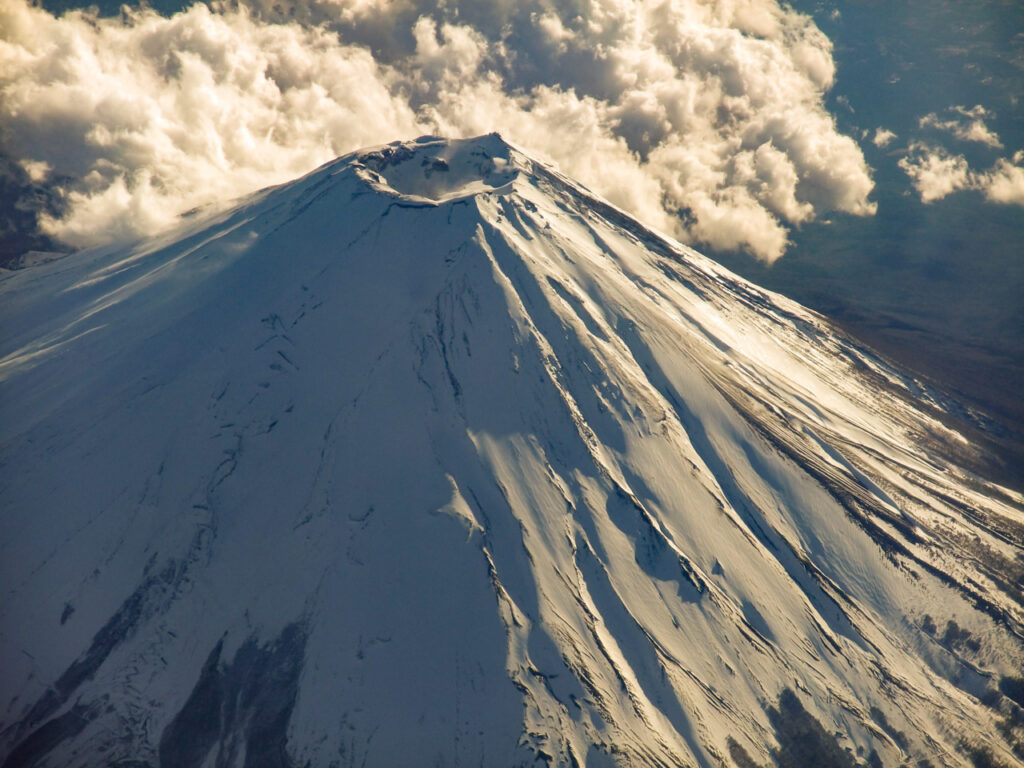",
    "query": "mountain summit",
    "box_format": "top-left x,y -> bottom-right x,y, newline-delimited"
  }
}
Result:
2,135 -> 1022,767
